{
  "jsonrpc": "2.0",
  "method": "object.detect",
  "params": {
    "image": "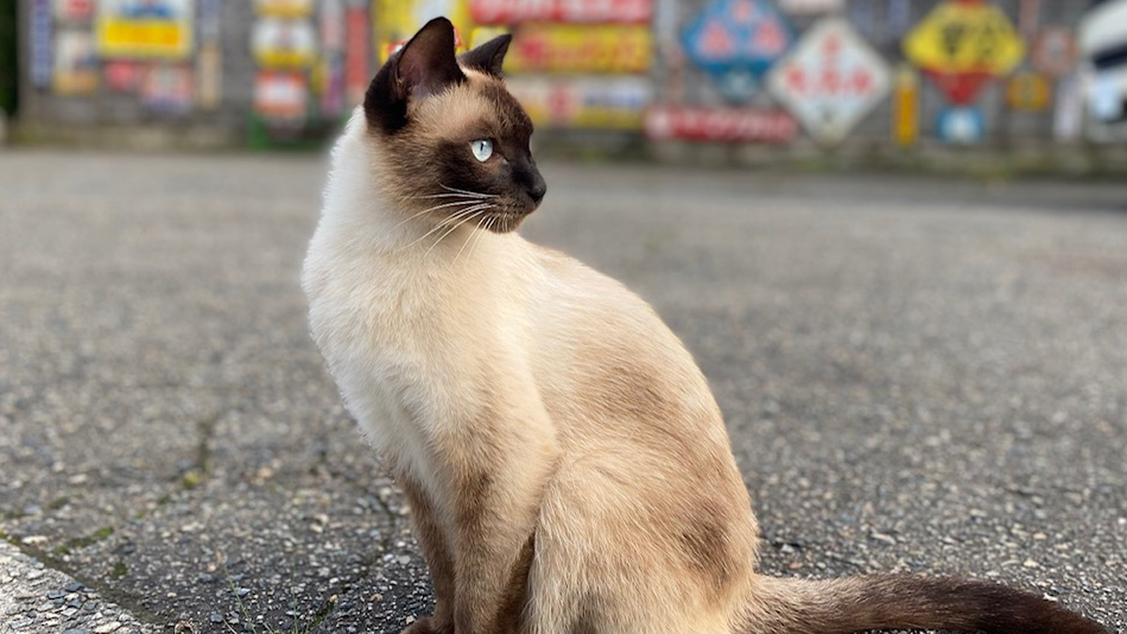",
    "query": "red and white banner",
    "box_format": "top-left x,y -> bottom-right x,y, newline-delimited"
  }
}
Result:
470,0 -> 652,25
645,106 -> 798,143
